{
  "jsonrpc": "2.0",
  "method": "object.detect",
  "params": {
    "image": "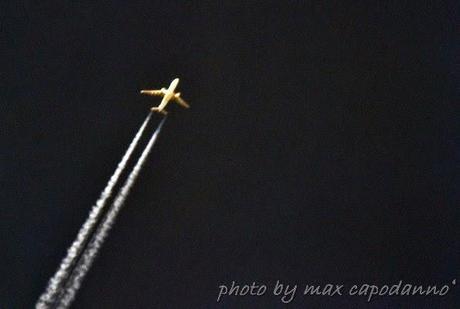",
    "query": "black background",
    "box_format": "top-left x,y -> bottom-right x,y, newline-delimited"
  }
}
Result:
1,1 -> 458,308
